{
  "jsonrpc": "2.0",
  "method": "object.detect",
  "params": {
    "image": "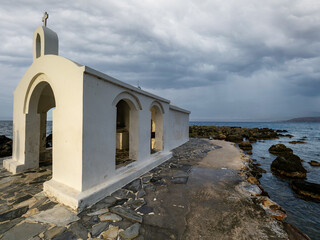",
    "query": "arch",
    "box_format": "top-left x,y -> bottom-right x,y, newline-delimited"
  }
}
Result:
112,91 -> 142,111
25,80 -> 56,169
149,100 -> 165,114
114,94 -> 140,168
150,102 -> 164,153
36,34 -> 41,58
23,73 -> 56,114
